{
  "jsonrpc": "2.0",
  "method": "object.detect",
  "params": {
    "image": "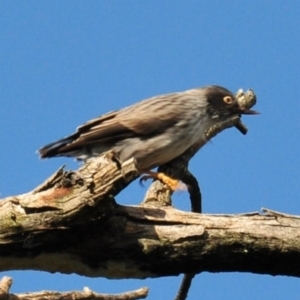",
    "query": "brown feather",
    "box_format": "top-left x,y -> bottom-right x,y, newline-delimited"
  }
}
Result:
57,92 -> 191,153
